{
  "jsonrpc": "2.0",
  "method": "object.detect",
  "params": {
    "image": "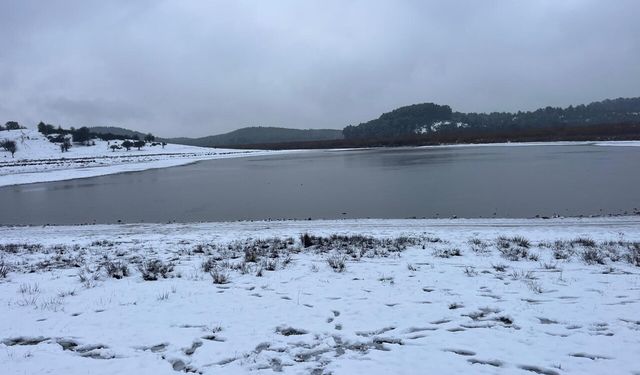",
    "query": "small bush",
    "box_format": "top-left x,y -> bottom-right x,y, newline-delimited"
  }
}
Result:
526,280 -> 544,294
244,248 -> 258,262
468,238 -> 489,253
464,267 -> 478,277
511,236 -> 531,248
210,268 -> 230,284
571,237 -> 596,248
581,248 -> 606,265
262,259 -> 278,271
77,267 -> 100,288
510,270 -> 535,280
139,259 -> 174,281
0,260 -> 8,278
300,233 -> 315,248
201,258 -> 217,273
229,261 -> 251,274
492,263 -> 508,272
18,282 -> 40,295
626,242 -> 640,267
327,254 -> 346,272
551,240 -> 573,260
91,240 -> 114,247
499,246 -> 529,261
103,260 -> 129,279
433,247 -> 462,258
